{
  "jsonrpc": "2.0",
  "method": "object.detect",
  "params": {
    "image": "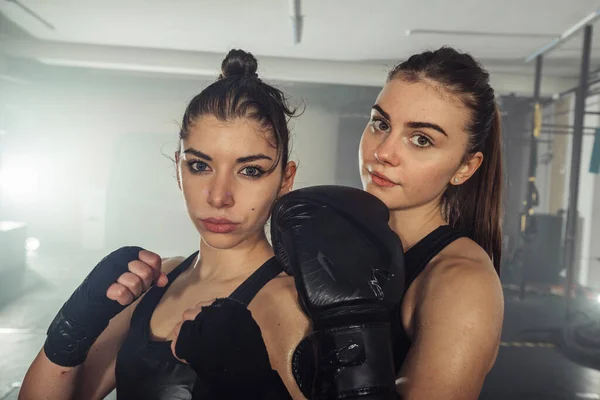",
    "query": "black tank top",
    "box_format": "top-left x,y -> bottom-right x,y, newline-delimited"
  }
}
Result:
392,225 -> 465,372
115,253 -> 289,399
